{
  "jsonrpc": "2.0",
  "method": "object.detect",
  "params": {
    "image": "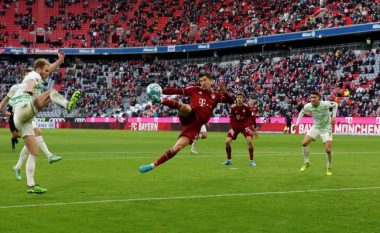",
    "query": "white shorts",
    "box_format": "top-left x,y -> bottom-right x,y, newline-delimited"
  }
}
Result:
200,124 -> 207,133
32,120 -> 38,129
13,102 -> 38,138
306,126 -> 333,143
